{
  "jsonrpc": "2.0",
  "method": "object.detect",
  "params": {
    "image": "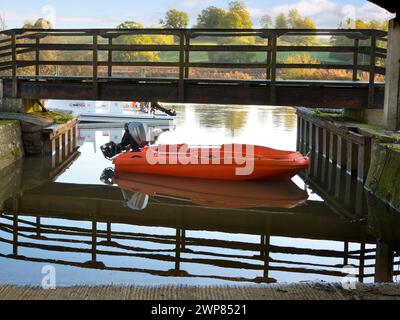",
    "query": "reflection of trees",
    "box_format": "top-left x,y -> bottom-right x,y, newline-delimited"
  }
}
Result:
195,105 -> 248,133
225,110 -> 248,136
